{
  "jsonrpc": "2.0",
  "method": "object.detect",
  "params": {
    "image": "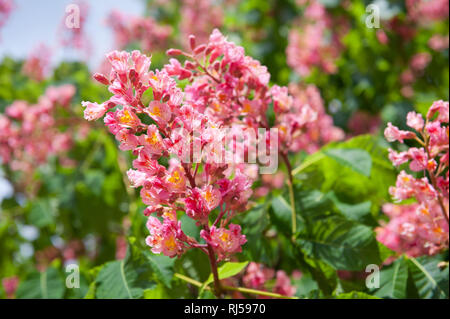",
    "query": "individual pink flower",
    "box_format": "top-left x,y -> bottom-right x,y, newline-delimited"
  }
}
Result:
200,224 -> 247,261
406,111 -> 424,131
384,123 -> 415,143
145,215 -> 186,258
427,100 -> 449,123
81,101 -> 108,121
